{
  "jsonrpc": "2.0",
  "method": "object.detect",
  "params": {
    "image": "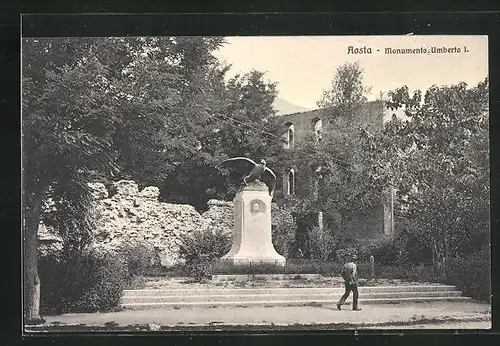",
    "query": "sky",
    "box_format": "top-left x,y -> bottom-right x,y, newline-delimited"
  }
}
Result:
215,36 -> 488,109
